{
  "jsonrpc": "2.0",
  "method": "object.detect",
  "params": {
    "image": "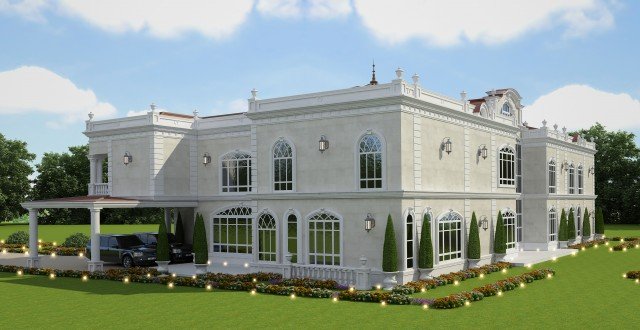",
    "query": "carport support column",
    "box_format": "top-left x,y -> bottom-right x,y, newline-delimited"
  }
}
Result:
26,208 -> 40,268
164,208 -> 172,234
88,207 -> 104,272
